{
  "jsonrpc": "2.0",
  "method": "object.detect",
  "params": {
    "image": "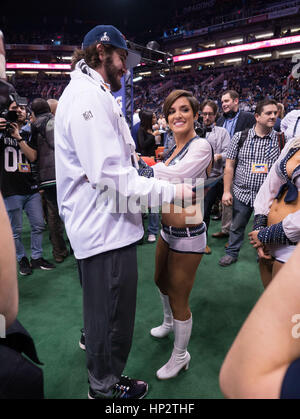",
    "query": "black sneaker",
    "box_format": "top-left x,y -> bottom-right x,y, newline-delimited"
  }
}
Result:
30,257 -> 56,270
79,328 -> 86,351
19,257 -> 32,276
88,375 -> 148,399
